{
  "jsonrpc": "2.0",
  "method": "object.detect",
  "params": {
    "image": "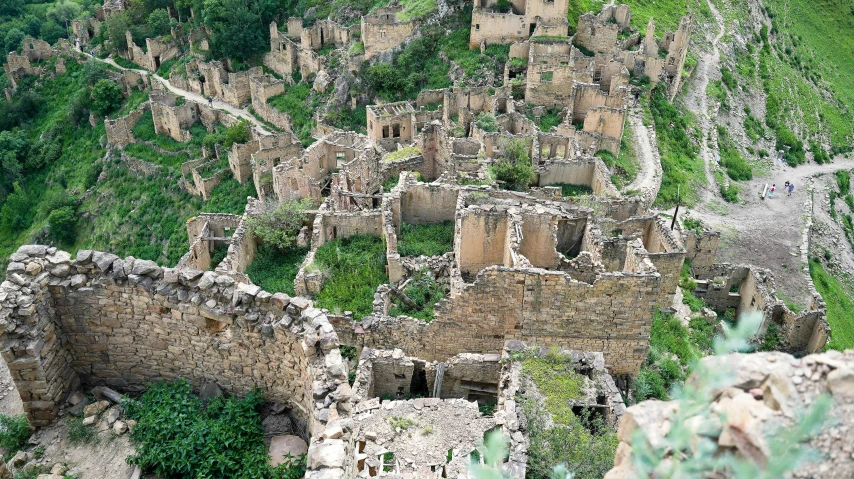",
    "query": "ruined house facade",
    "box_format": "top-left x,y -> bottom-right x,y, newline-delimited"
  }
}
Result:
469,0 -> 570,48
